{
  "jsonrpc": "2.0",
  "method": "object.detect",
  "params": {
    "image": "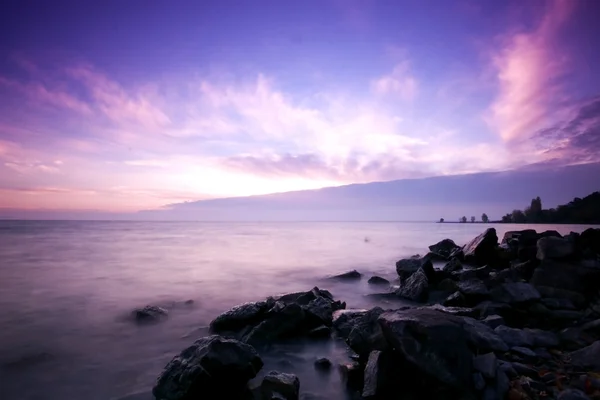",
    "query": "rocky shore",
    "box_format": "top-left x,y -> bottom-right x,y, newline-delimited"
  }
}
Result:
150,227 -> 600,400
